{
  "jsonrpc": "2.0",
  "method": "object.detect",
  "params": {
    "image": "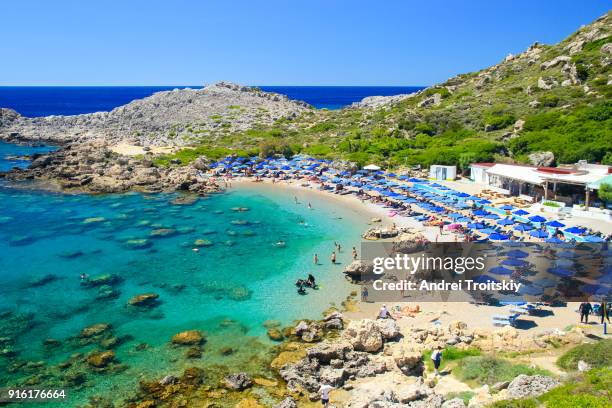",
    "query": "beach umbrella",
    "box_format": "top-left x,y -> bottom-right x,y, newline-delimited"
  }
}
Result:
532,278 -> 557,288
513,209 -> 529,216
478,199 -> 491,204
489,266 -> 513,275
500,205 -> 514,211
547,267 -> 574,277
489,233 -> 509,241
506,249 -> 529,258
448,213 -> 464,220
473,209 -> 488,216
554,258 -> 574,268
584,235 -> 605,243
468,222 -> 486,229
530,230 -> 549,239
502,258 -> 528,267
528,215 -> 547,223
514,224 -> 533,232
581,284 -> 610,296
545,237 -> 564,243
556,250 -> 579,258
498,218 -> 515,226
546,220 -> 566,228
387,173 -> 397,178
457,192 -> 470,198
457,217 -> 472,223
485,213 -> 500,220
479,228 -> 497,235
564,226 -> 586,234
